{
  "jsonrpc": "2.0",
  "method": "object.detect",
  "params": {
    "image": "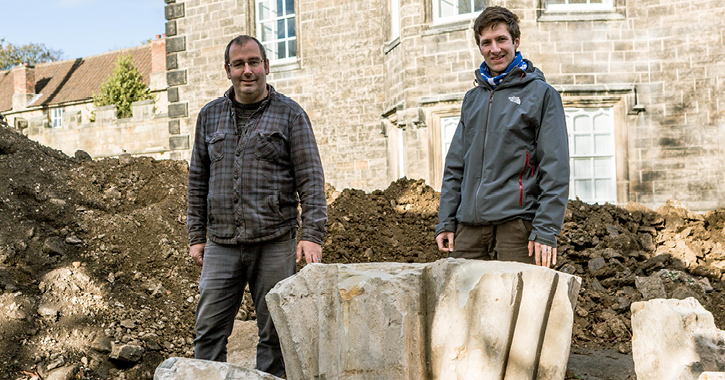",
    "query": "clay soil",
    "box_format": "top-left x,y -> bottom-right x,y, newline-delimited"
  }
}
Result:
2,124 -> 725,379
